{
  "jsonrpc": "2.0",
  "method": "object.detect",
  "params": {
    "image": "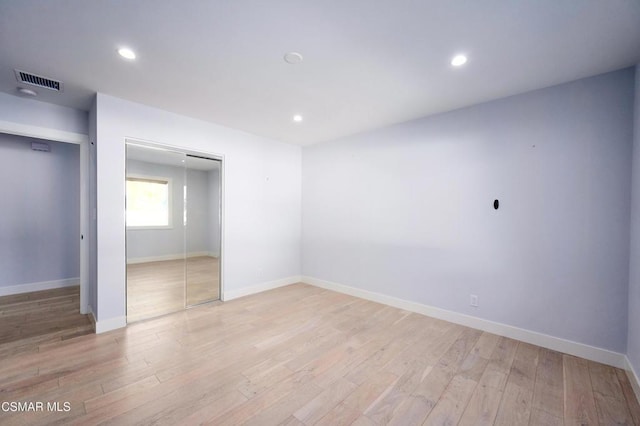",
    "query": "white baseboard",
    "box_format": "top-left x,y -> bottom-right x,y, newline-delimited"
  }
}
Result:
223,276 -> 302,301
302,276 -> 626,369
0,277 -> 80,297
95,315 -> 127,334
127,252 -> 217,264
86,303 -> 121,335
87,305 -> 97,333
80,303 -> 89,315
625,356 -> 640,403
